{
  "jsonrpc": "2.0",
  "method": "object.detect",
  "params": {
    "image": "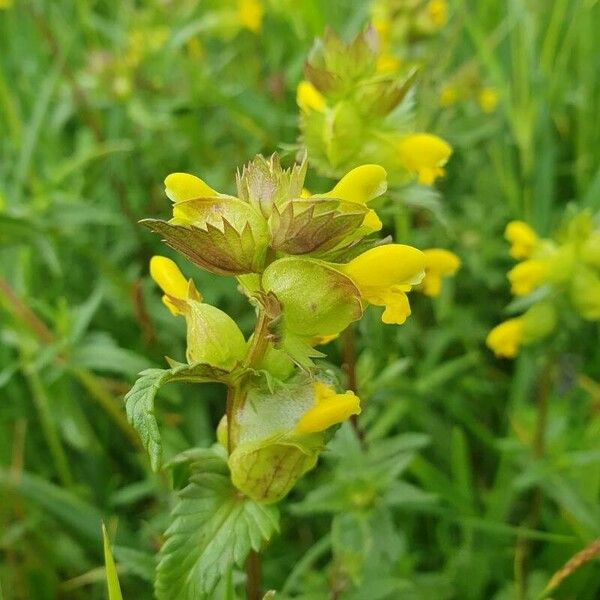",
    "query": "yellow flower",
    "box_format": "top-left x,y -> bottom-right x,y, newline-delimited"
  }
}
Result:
486,318 -> 524,358
397,133 -> 452,185
427,0 -> 448,28
150,256 -> 197,315
376,53 -> 402,74
421,249 -> 461,296
296,382 -> 360,434
164,172 -> 223,222
508,259 -> 547,296
322,164 -> 387,232
371,17 -> 391,49
164,172 -> 219,203
297,80 -> 326,113
439,84 -> 459,107
342,244 -> 426,324
478,87 -> 499,113
505,220 -> 538,260
237,0 -> 264,33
